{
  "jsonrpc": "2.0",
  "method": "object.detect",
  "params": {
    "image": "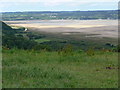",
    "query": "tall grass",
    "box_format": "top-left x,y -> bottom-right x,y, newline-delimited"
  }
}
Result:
2,48 -> 118,88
